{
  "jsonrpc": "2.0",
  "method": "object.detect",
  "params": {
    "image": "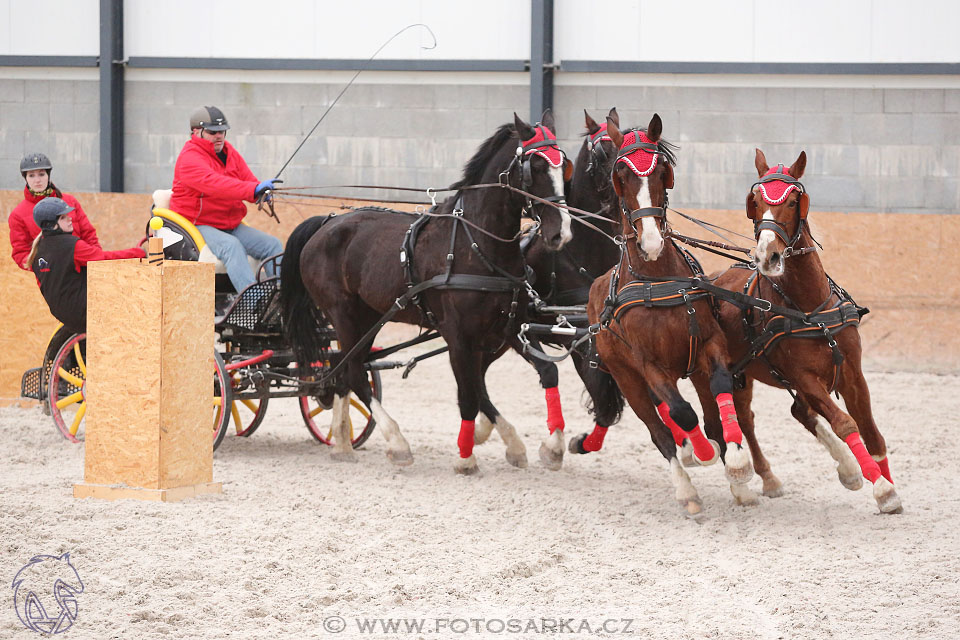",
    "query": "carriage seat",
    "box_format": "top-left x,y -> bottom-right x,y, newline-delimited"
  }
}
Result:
151,189 -> 260,276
